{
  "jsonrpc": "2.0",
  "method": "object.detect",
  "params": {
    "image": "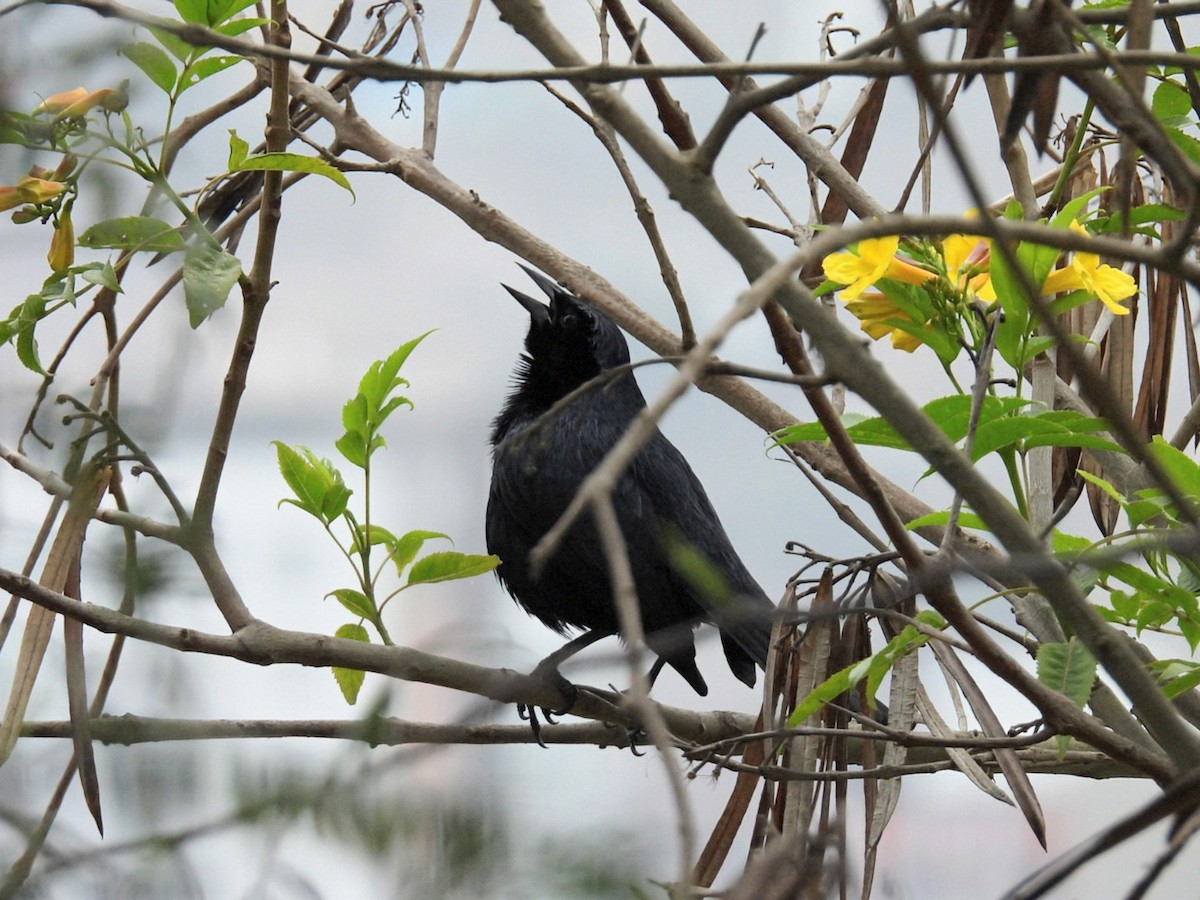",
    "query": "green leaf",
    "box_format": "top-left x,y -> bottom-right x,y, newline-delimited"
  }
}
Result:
1181,620 -> 1200,654
1048,188 -> 1108,231
905,510 -> 988,531
174,0 -> 212,25
327,588 -> 376,620
864,619 -> 936,700
272,441 -> 351,524
1151,659 -> 1200,699
331,623 -> 369,705
81,262 -> 122,292
786,665 -> 860,727
1166,126 -> 1200,167
1135,599 -> 1175,632
1051,530 -> 1093,554
1107,562 -> 1198,617
227,129 -> 249,169
389,530 -> 451,575
773,396 -> 1029,453
232,151 -> 355,196
78,216 -> 184,253
148,26 -> 196,62
123,42 -> 178,94
1109,589 -> 1139,622
1146,435 -> 1200,502
1092,203 -> 1185,235
990,223 -> 1071,369
1077,469 -> 1126,504
337,333 -> 434,467
334,430 -> 369,469
14,293 -> 47,374
211,0 -> 260,24
1037,639 -> 1096,708
406,551 -> 500,586
351,524 -> 398,556
183,242 -> 242,327
178,55 -> 245,93
1152,81 -> 1193,120
970,410 -> 1120,461
215,16 -> 272,36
